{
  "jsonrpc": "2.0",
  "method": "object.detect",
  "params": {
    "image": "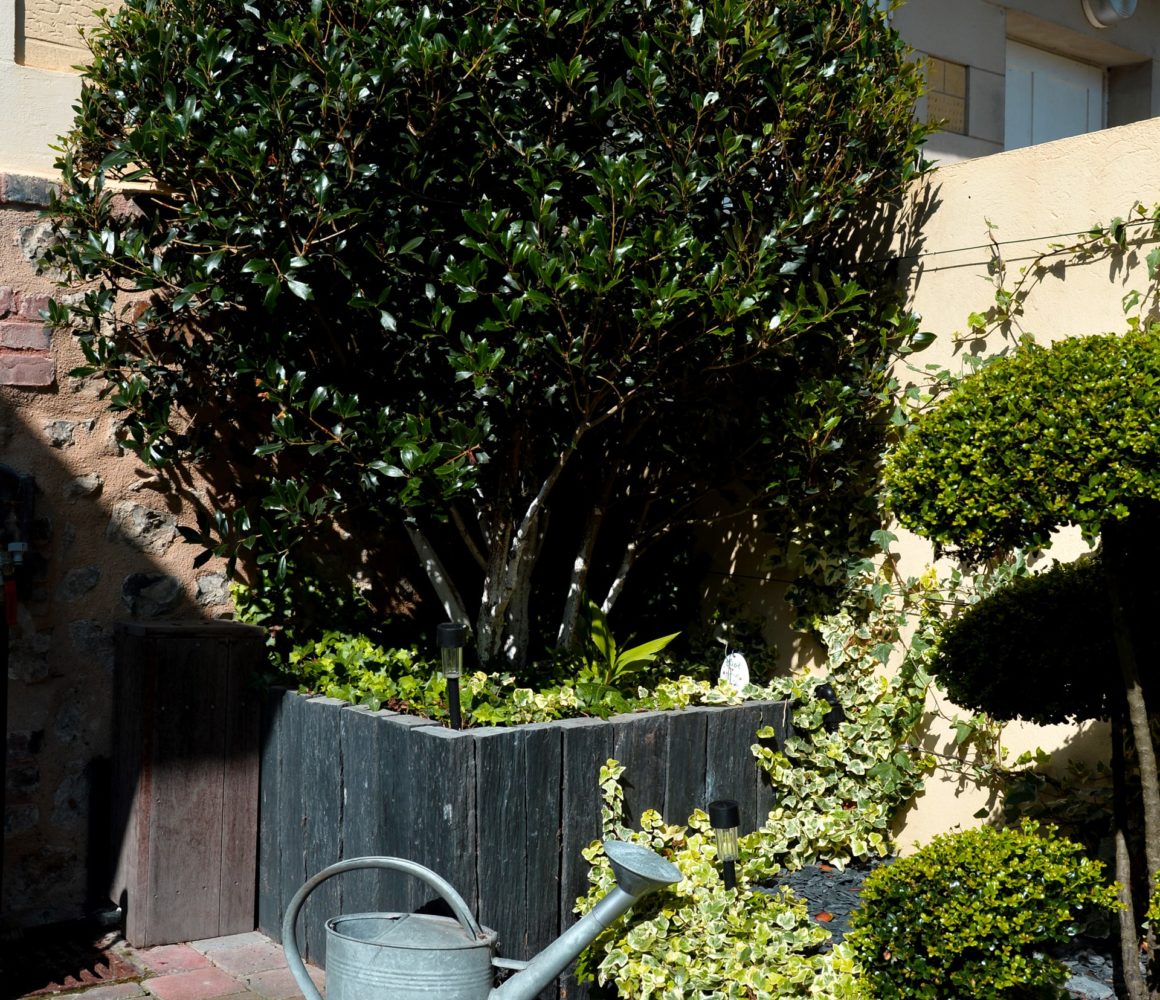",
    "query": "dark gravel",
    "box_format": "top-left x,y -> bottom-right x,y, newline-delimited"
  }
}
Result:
762,860 -> 1122,999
